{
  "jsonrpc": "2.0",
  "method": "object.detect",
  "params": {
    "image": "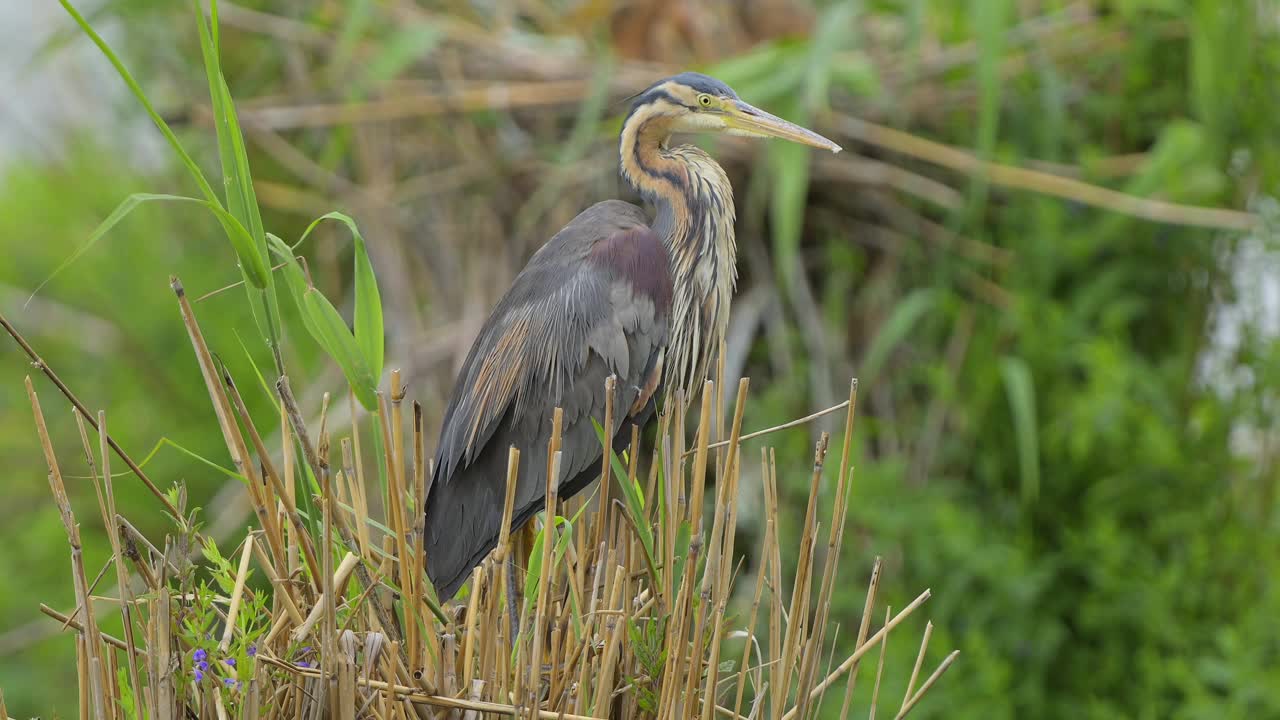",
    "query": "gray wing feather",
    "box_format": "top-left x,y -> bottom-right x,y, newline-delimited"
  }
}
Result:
424,200 -> 670,599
